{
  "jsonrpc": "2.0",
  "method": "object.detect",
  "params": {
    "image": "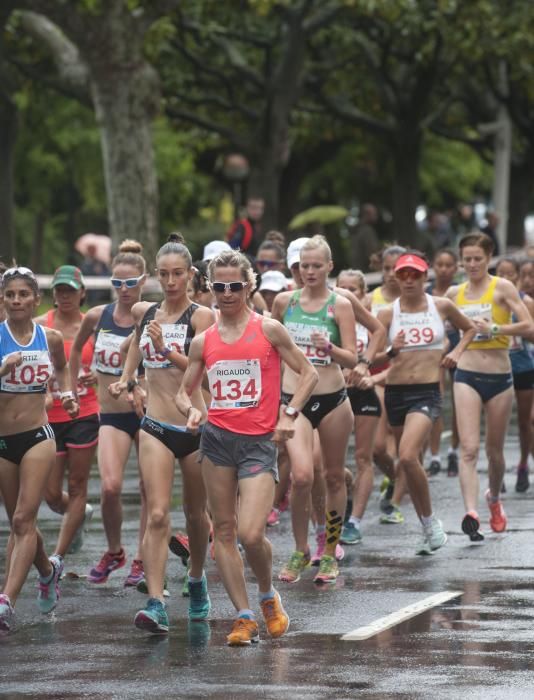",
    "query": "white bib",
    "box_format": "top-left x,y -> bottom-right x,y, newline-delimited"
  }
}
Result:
389,295 -> 445,352
141,323 -> 188,369
1,350 -> 53,393
207,359 -> 262,409
459,302 -> 492,342
356,324 -> 369,355
285,322 -> 331,366
94,331 -> 125,375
